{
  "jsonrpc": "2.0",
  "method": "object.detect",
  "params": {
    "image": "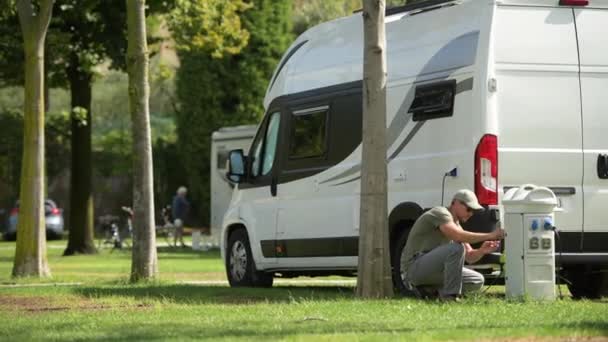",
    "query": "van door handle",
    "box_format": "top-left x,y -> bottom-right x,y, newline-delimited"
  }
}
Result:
598,154 -> 608,180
